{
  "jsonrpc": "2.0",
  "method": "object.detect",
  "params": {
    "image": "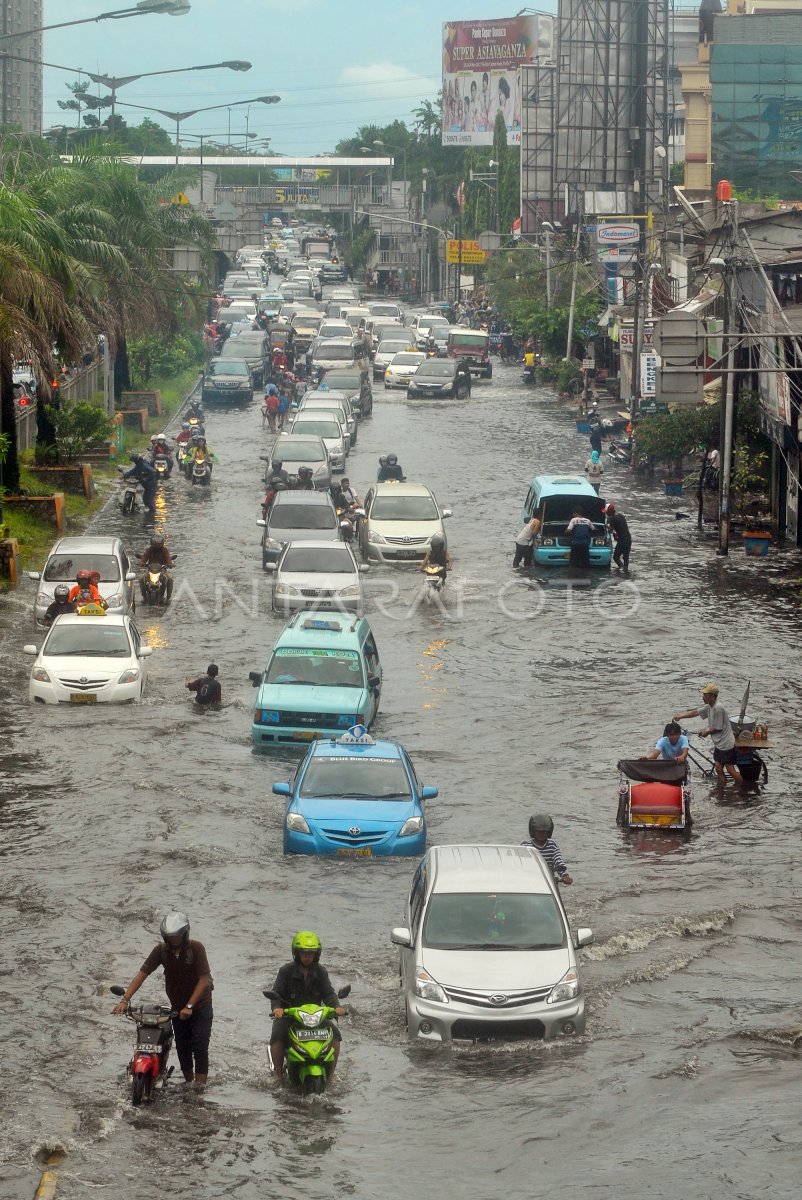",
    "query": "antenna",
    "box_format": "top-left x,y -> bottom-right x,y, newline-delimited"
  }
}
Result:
673,186 -> 707,233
